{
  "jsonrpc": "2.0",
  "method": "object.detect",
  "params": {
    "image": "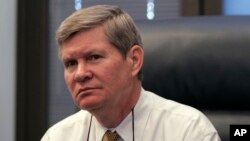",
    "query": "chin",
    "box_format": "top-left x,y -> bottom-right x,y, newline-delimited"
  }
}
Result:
78,100 -> 103,111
